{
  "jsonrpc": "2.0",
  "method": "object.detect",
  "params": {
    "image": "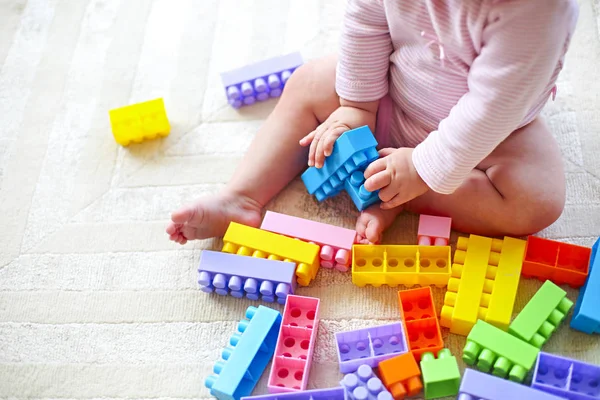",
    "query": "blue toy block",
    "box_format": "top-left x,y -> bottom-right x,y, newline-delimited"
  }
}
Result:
335,322 -> 409,373
241,387 -> 346,400
571,236 -> 600,334
344,167 -> 380,211
221,53 -> 303,108
301,126 -> 379,202
532,352 -> 600,400
341,364 -> 394,400
205,306 -> 282,400
458,368 -> 566,400
198,250 -> 297,305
